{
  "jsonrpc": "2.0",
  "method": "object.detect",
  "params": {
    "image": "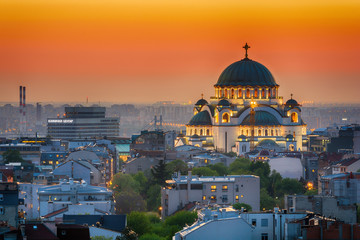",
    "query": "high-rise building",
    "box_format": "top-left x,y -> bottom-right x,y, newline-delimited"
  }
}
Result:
47,106 -> 119,139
